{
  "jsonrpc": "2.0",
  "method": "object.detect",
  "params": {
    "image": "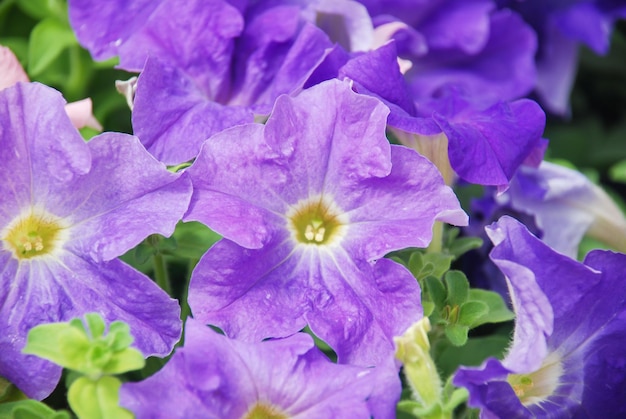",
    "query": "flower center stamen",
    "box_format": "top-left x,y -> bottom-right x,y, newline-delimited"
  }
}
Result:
2,210 -> 67,260
507,352 -> 563,406
287,196 -> 347,246
242,402 -> 289,419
